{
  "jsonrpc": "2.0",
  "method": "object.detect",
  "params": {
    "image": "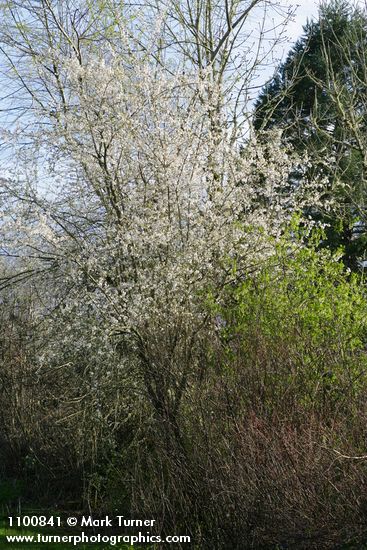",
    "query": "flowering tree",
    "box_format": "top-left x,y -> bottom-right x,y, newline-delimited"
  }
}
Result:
0,0 -> 313,442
